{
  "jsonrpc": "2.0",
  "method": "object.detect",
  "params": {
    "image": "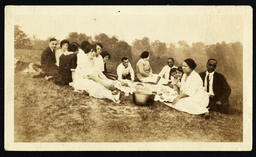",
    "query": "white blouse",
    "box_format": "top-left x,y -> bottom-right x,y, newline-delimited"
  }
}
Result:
180,70 -> 204,97
116,62 -> 135,81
